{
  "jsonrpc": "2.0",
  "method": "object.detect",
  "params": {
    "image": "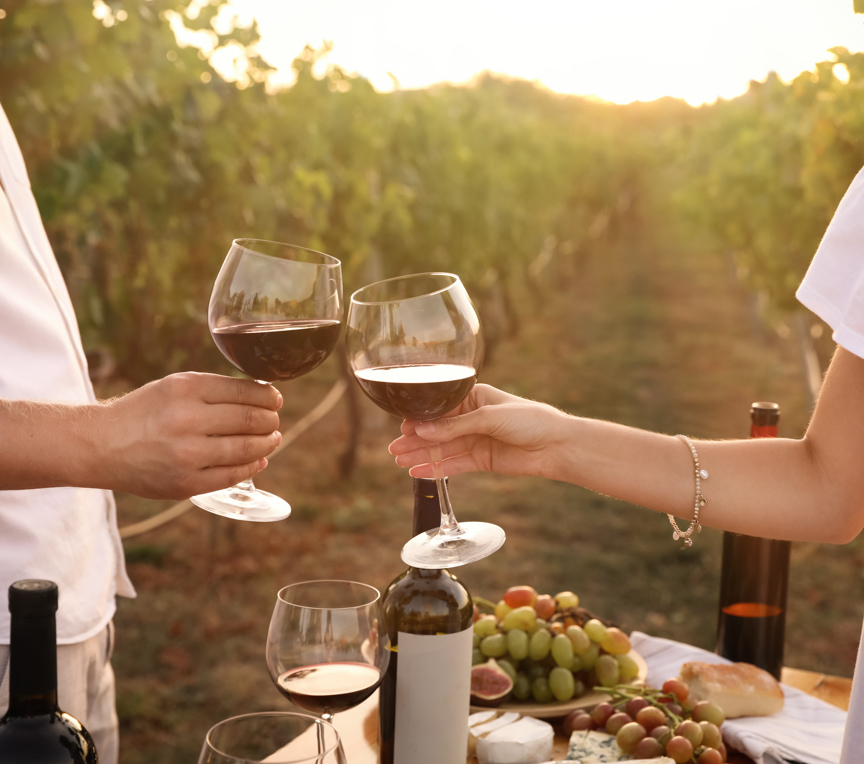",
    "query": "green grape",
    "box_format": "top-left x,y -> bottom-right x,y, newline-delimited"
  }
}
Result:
675,720 -> 703,748
548,666 -> 576,701
565,624 -> 591,654
501,606 -> 537,632
473,615 -> 498,637
580,642 -> 600,671
497,658 -> 518,683
615,652 -> 640,681
698,721 -> 722,749
583,618 -> 608,643
551,633 -> 575,668
523,660 -> 547,681
480,632 -> 508,658
692,700 -> 725,726
615,722 -> 646,754
531,676 -> 554,704
528,618 -> 548,636
473,633 -> 481,649
605,712 -> 633,735
528,628 -> 552,661
595,654 -> 620,687
506,628 -> 529,661
472,648 -> 484,665
512,672 -> 532,701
